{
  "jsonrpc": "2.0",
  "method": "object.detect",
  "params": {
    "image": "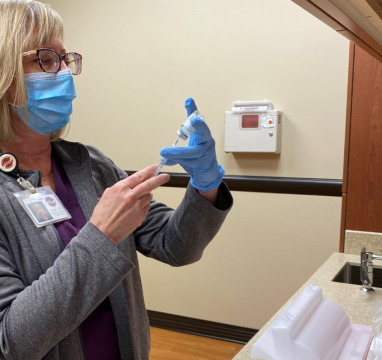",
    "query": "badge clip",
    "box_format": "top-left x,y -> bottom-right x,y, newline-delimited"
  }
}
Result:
17,177 -> 37,194
0,153 -> 37,194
